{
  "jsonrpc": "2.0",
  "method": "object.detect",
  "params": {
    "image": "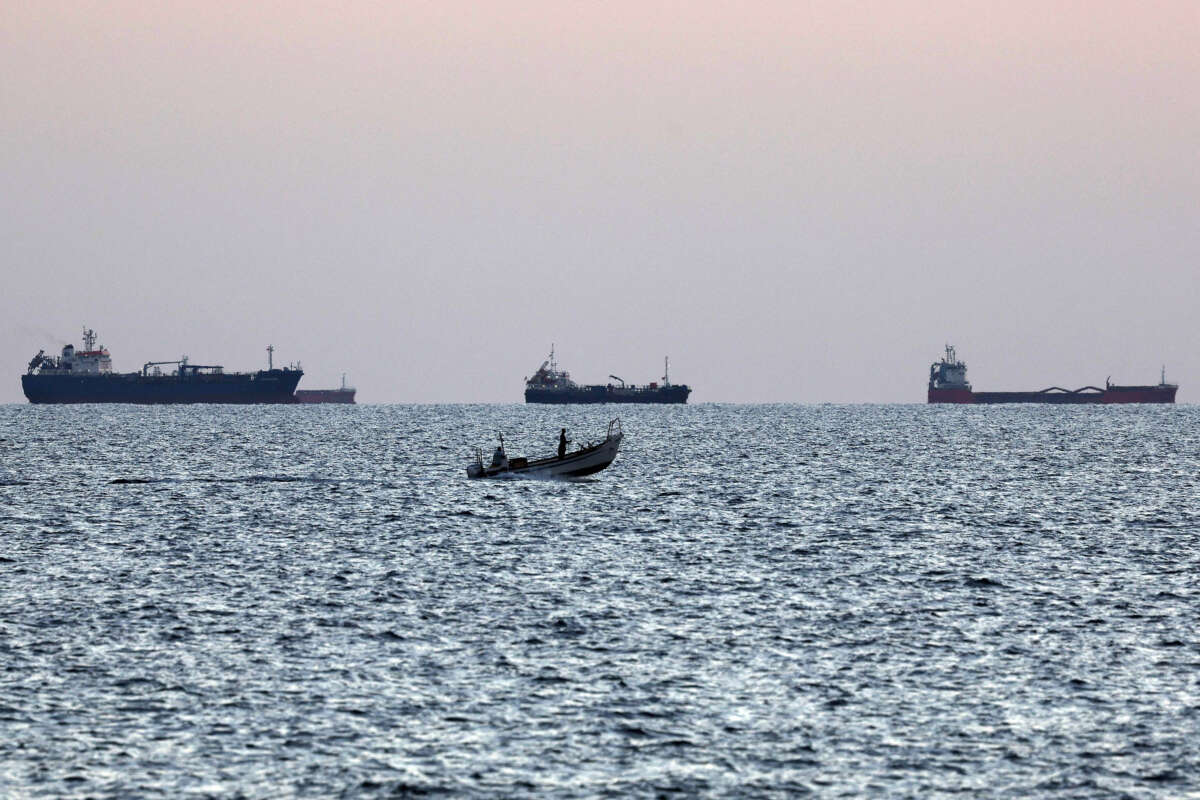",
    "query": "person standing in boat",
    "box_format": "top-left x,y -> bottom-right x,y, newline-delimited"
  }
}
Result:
490,445 -> 507,468
558,428 -> 569,459
490,434 -> 508,470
